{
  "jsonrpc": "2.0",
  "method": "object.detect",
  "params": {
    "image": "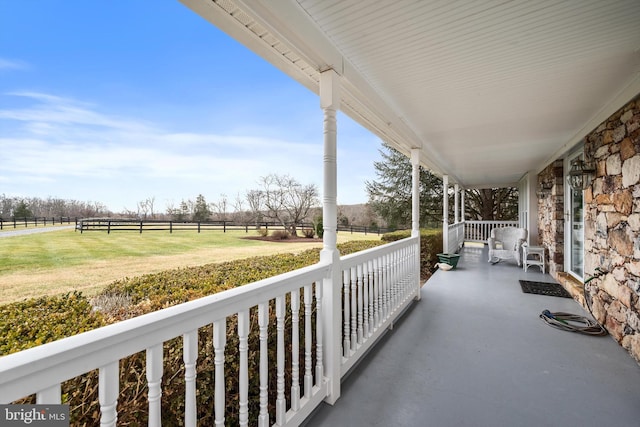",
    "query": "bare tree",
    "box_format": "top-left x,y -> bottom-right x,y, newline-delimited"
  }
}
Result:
212,193 -> 229,221
231,192 -> 251,223
250,174 -> 319,236
246,189 -> 264,226
137,199 -> 150,219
